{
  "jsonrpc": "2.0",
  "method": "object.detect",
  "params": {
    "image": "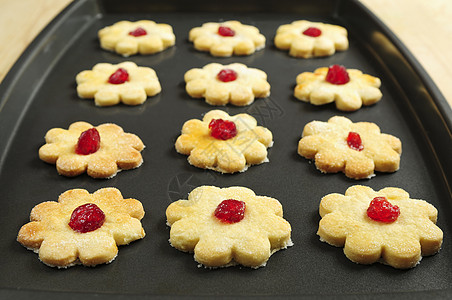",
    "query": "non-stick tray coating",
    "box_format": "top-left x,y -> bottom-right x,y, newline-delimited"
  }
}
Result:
0,0 -> 451,298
